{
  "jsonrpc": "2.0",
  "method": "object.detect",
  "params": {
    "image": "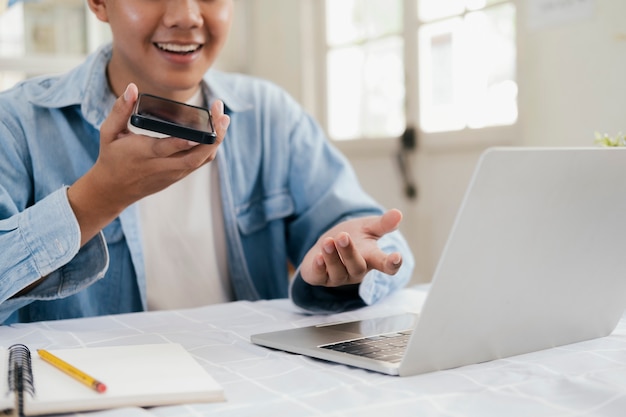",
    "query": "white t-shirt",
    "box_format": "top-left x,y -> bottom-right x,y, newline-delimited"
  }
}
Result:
139,90 -> 232,310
